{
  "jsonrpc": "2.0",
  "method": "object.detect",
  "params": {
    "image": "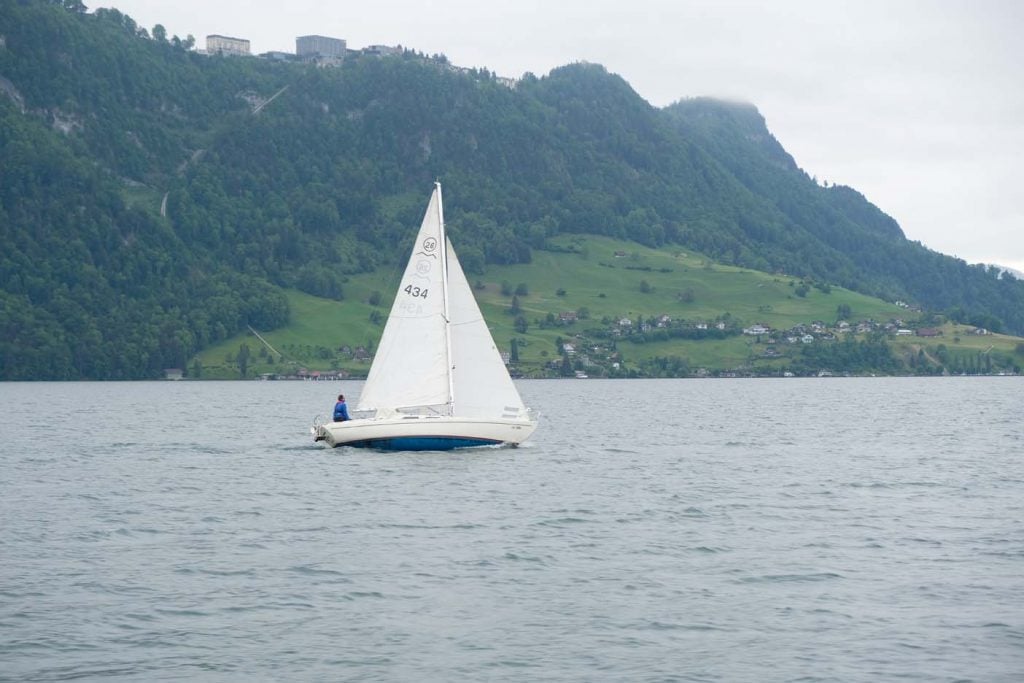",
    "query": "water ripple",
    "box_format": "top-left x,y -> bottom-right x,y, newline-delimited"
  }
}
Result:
0,378 -> 1022,681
